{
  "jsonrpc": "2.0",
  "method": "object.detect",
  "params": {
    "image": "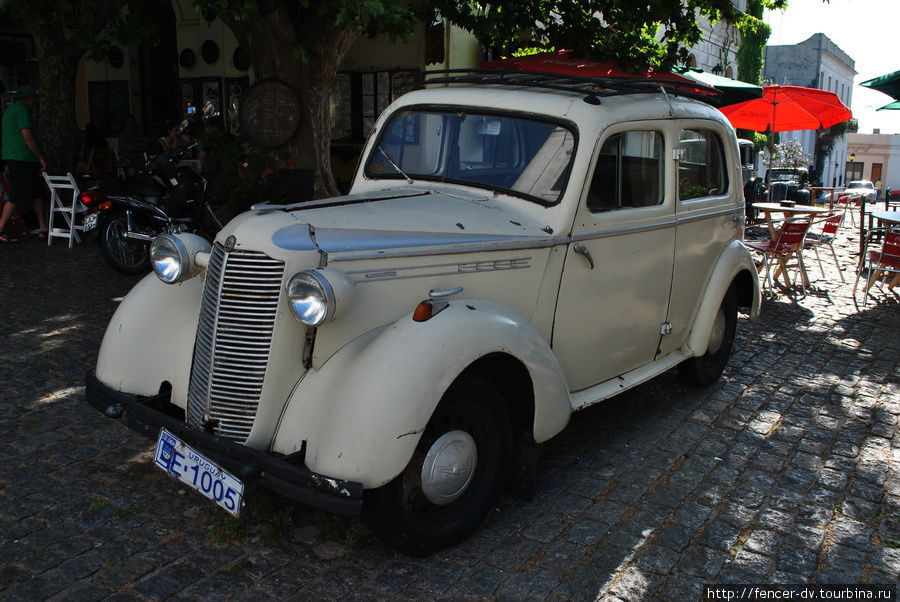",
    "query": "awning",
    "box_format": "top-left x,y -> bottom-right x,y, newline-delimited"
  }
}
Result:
861,70 -> 900,101
678,69 -> 763,106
